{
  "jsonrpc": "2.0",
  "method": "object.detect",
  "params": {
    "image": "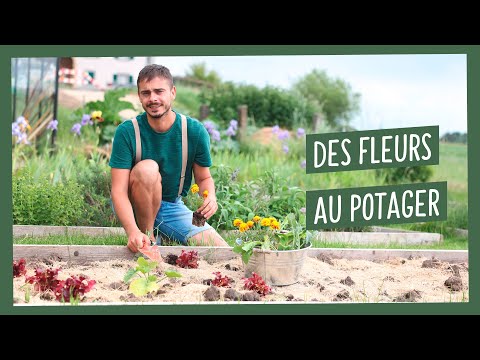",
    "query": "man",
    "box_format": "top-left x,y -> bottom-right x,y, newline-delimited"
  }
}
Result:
109,64 -> 229,254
